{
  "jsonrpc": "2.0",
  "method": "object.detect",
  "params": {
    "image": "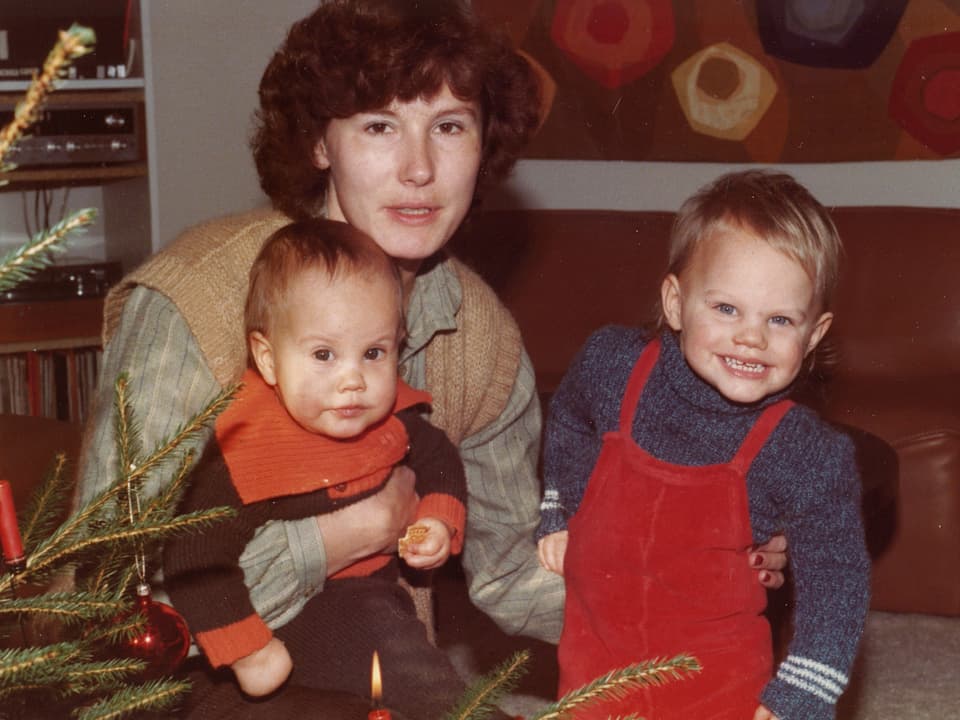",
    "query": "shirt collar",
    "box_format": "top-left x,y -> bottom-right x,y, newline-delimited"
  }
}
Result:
402,253 -> 461,363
